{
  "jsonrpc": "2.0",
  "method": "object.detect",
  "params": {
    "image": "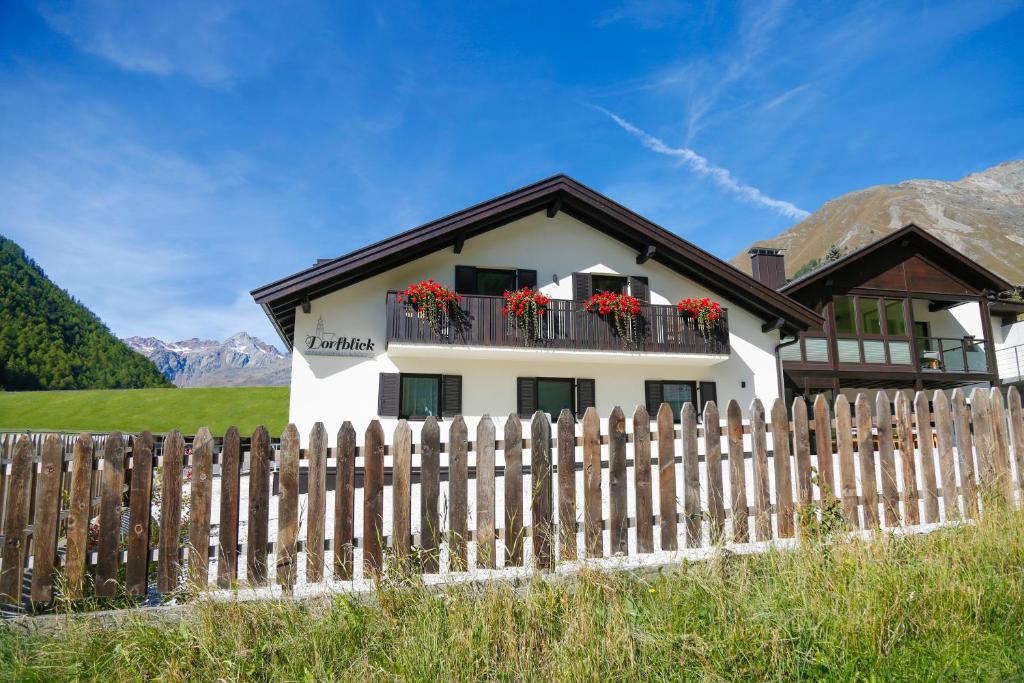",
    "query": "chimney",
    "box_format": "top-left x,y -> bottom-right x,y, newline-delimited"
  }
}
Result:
749,248 -> 786,290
